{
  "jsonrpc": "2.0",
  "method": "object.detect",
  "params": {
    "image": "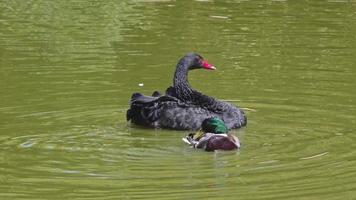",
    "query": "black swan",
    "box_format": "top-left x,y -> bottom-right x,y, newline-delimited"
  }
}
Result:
126,53 -> 247,130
